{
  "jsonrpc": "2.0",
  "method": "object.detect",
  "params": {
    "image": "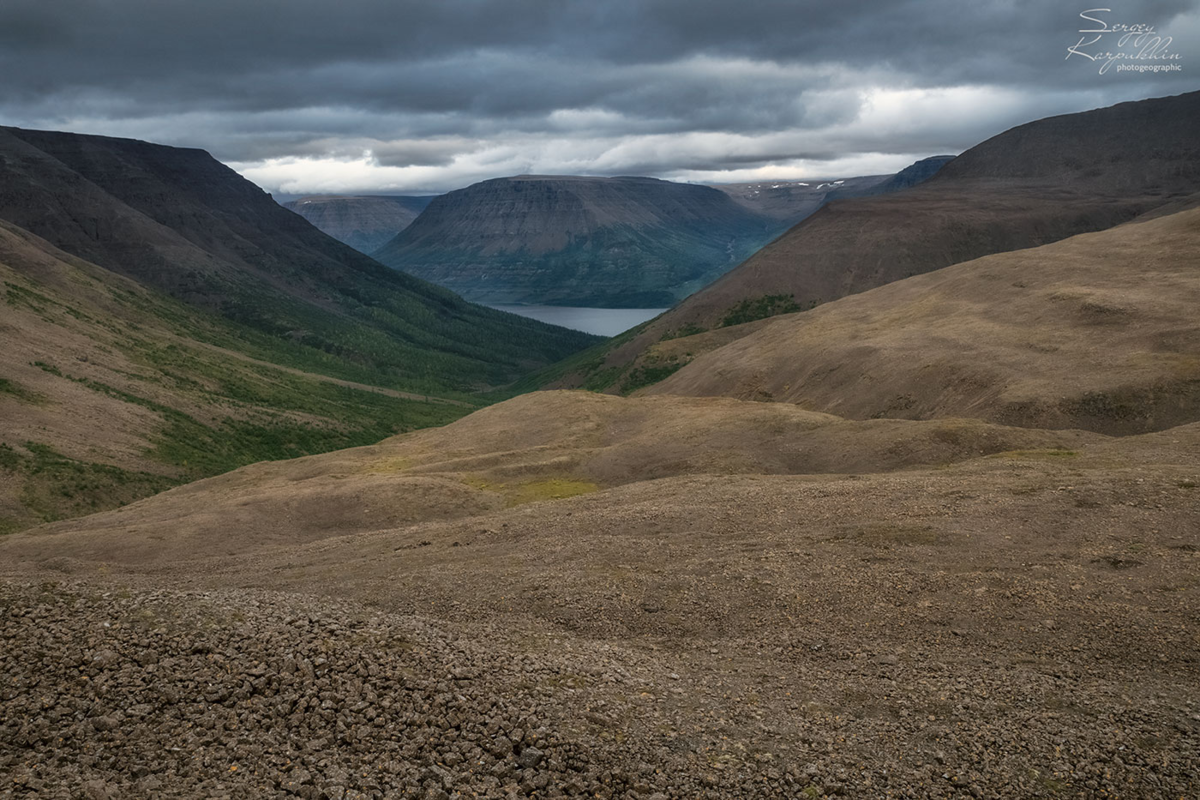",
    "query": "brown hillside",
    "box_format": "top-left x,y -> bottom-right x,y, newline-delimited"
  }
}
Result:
2,392 -> 1198,797
646,205 -> 1200,435
552,91 -> 1200,392
0,390 -> 1100,563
